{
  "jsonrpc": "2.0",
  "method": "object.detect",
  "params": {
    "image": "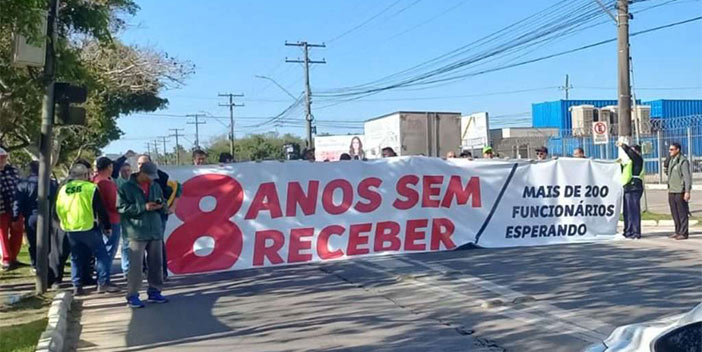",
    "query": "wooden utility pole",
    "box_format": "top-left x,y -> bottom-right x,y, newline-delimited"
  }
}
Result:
286,41 -> 326,148
218,93 -> 244,157
169,128 -> 184,165
617,0 -> 632,143
186,114 -> 206,149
